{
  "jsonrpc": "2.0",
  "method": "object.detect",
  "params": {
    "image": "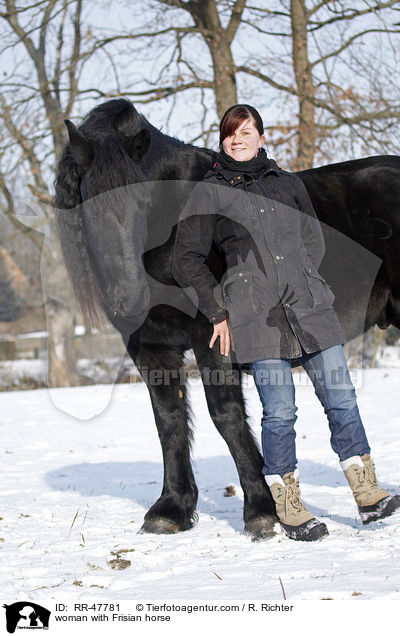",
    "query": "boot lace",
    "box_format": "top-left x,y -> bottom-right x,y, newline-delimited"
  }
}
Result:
354,461 -> 378,490
284,480 -> 306,517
